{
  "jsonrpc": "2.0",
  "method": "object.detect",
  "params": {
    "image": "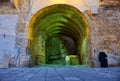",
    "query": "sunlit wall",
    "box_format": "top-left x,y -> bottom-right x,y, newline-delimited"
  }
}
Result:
31,0 -> 99,14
